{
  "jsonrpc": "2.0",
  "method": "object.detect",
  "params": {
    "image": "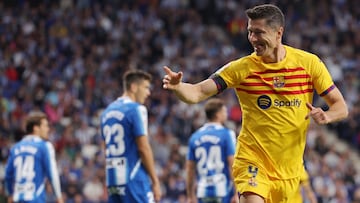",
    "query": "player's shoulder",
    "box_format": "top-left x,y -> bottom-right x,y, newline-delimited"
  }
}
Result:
221,128 -> 236,145
36,139 -> 55,150
221,127 -> 235,137
285,45 -> 319,60
11,136 -> 53,153
25,136 -> 55,149
224,127 -> 235,134
105,97 -> 144,113
230,54 -> 256,66
188,128 -> 205,143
